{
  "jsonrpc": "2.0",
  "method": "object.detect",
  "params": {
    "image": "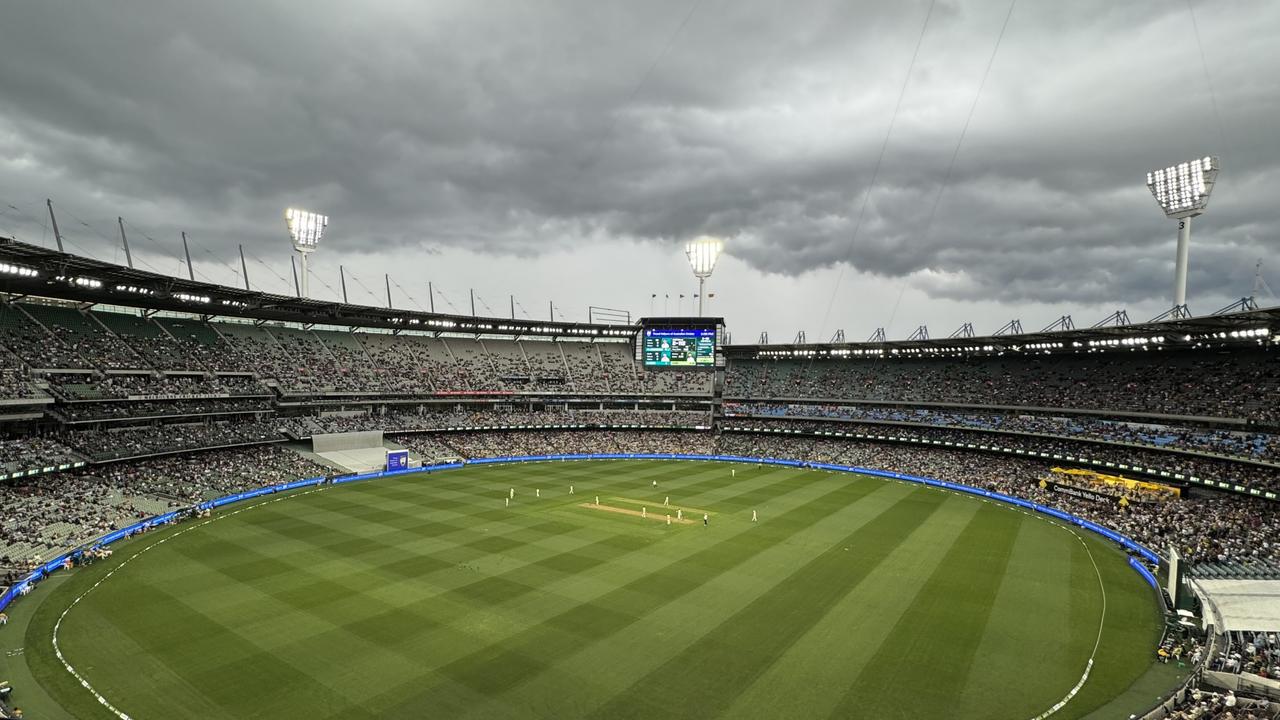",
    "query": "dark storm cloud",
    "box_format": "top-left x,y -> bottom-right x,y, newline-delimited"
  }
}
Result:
0,0 -> 1278,309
